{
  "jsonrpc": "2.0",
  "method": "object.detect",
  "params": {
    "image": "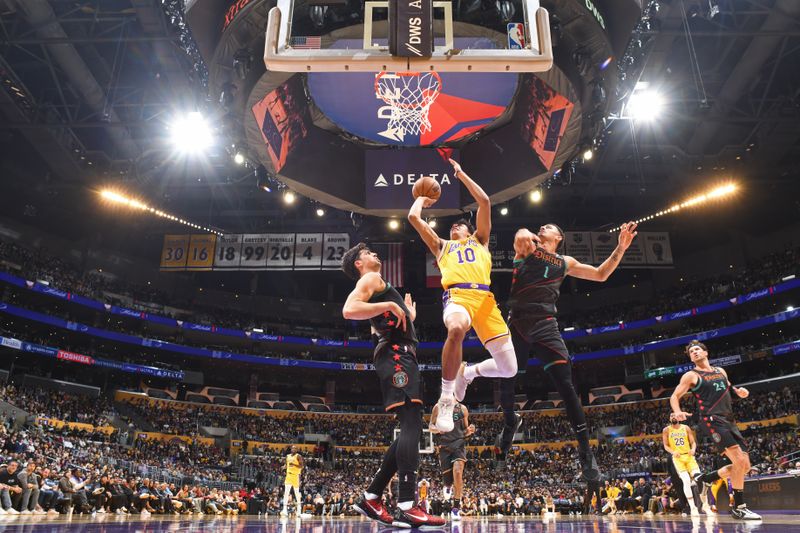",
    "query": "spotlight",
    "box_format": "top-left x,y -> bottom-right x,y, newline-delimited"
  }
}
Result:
788,306 -> 795,312
316,208 -> 325,217
583,149 -> 594,161
500,207 -> 509,216
494,0 -> 515,22
309,5 -> 328,28
529,189 -> 542,203
429,219 -> 437,228
255,166 -> 271,192
234,152 -> 245,165
171,112 -> 213,153
283,191 -> 296,205
219,83 -> 237,110
388,219 -> 400,230
233,48 -> 253,81
626,90 -> 664,121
